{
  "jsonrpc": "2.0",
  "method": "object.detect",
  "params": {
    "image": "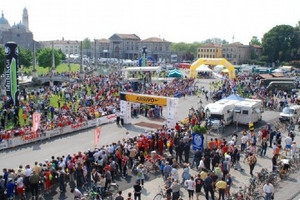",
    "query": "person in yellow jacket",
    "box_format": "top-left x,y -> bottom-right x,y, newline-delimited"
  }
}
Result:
249,122 -> 254,131
215,178 -> 227,200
